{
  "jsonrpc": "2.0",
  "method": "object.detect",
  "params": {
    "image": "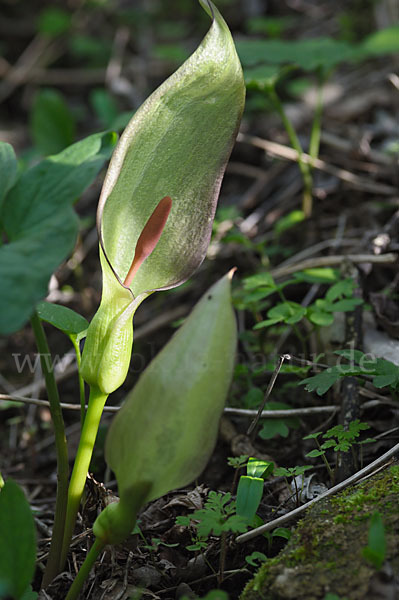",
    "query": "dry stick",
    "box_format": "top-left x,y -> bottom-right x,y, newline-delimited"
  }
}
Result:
1,394 -> 388,417
247,354 -> 291,442
271,253 -> 397,281
236,445 -> 399,544
237,133 -> 398,196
